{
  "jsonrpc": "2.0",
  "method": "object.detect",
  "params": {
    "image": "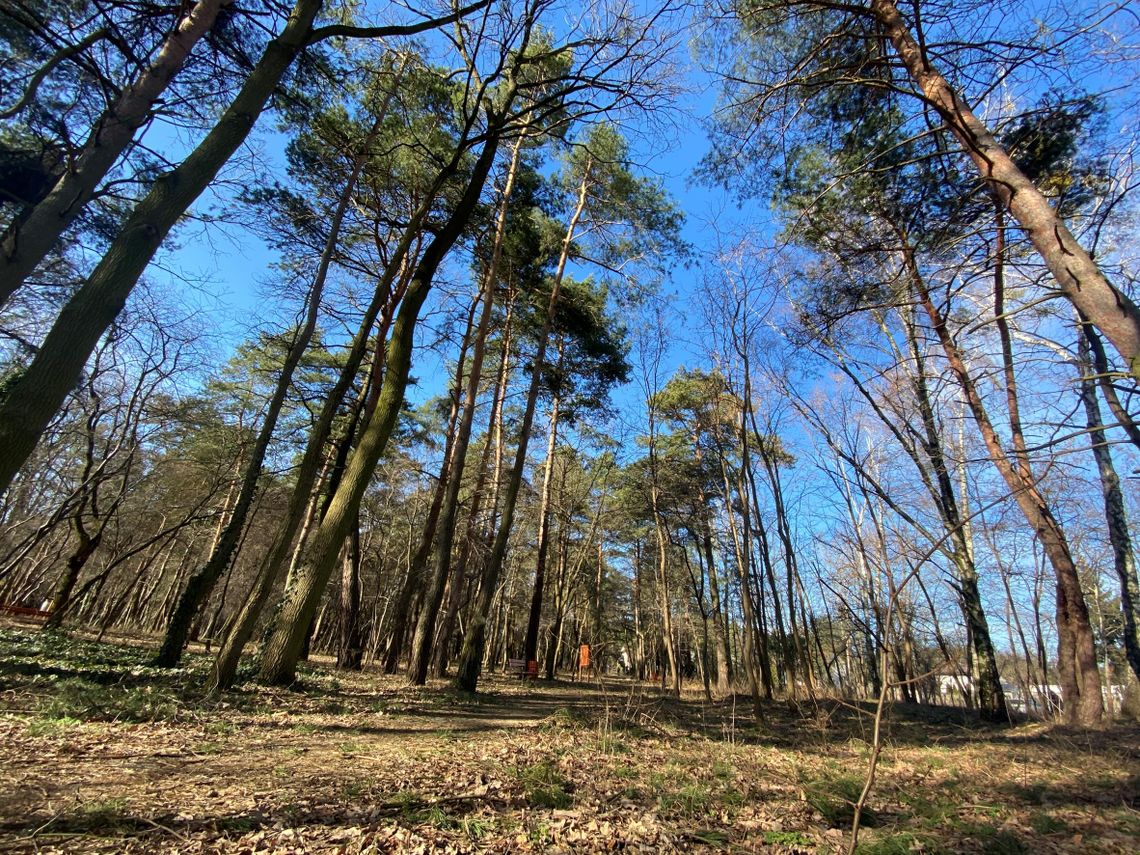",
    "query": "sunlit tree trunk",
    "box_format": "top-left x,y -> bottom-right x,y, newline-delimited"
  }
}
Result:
408,136 -> 524,685
907,244 -> 1102,725
1077,323 -> 1140,682
454,166 -> 589,693
0,0 -> 232,305
869,0 -> 1140,380
258,129 -> 504,686
525,348 -> 564,668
